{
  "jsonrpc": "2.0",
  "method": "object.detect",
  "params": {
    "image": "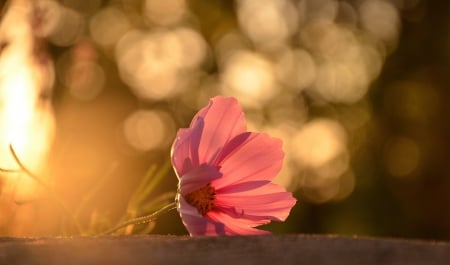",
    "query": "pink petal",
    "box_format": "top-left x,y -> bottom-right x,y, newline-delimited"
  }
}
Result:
212,132 -> 251,165
194,96 -> 246,165
179,164 -> 221,195
173,96 -> 297,237
212,132 -> 284,190
171,117 -> 204,177
206,211 -> 270,235
215,181 -> 297,222
177,196 -> 226,236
